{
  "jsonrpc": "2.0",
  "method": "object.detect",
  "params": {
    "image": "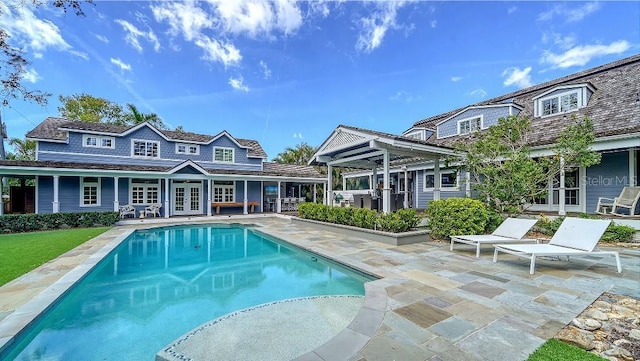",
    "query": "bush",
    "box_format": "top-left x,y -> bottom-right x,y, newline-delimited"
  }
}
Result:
297,203 -> 419,233
534,214 -> 636,243
0,211 -> 119,233
425,198 -> 490,240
